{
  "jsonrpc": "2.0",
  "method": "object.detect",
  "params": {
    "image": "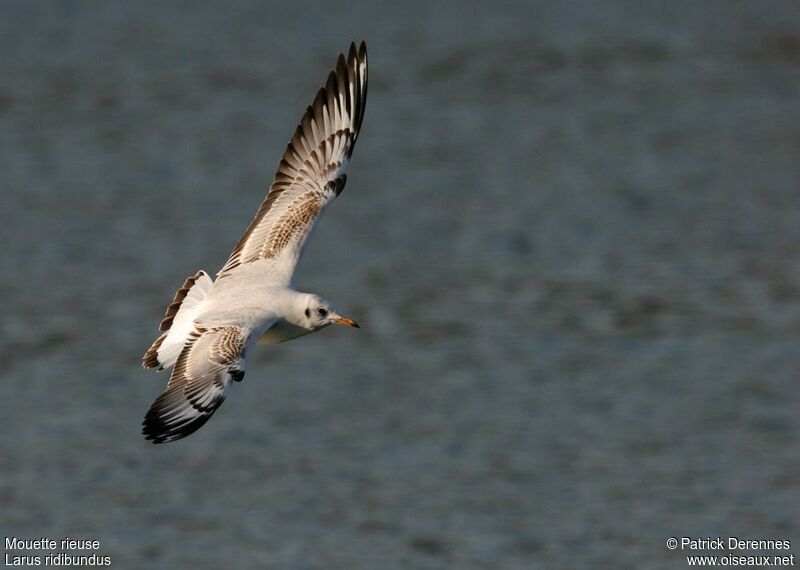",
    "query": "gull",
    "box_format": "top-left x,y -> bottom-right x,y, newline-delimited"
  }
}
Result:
141,42 -> 368,444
